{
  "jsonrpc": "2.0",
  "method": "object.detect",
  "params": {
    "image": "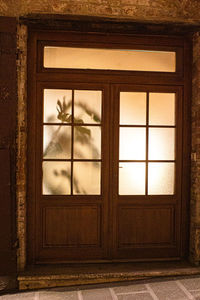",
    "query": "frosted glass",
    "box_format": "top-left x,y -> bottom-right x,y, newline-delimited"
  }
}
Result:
120,92 -> 146,125
74,126 -> 101,159
43,162 -> 71,195
119,128 -> 146,160
73,162 -> 101,195
119,162 -> 145,195
149,93 -> 175,125
44,47 -> 176,72
43,125 -> 71,159
74,90 -> 101,124
148,163 -> 174,195
149,128 -> 175,160
44,89 -> 72,123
